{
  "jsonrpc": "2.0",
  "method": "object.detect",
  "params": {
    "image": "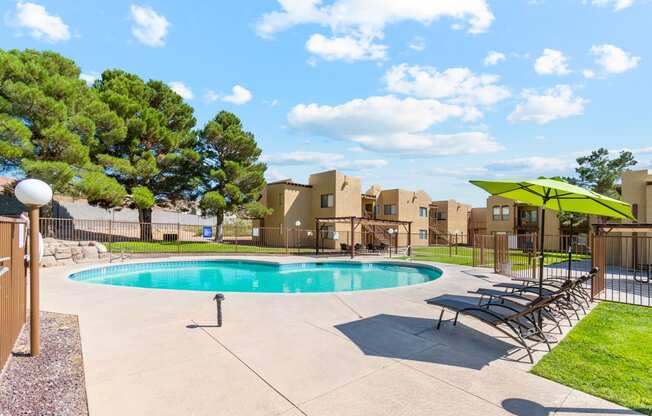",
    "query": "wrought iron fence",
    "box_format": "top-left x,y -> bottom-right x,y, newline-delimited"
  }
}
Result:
592,234 -> 651,307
